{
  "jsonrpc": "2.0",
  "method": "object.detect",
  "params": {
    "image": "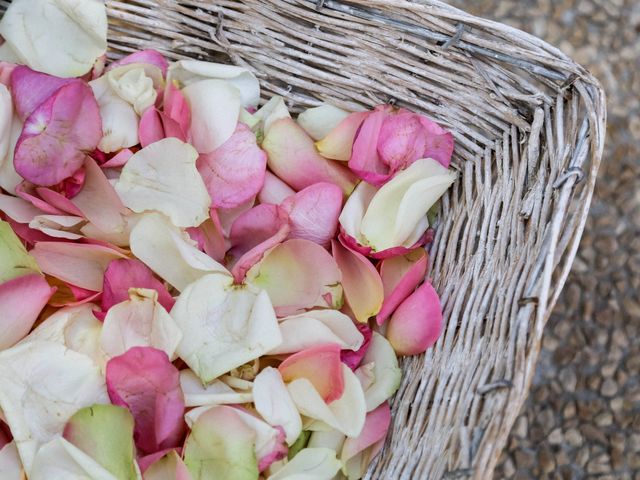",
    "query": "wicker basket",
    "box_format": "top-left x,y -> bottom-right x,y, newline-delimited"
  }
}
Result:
0,0 -> 606,478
